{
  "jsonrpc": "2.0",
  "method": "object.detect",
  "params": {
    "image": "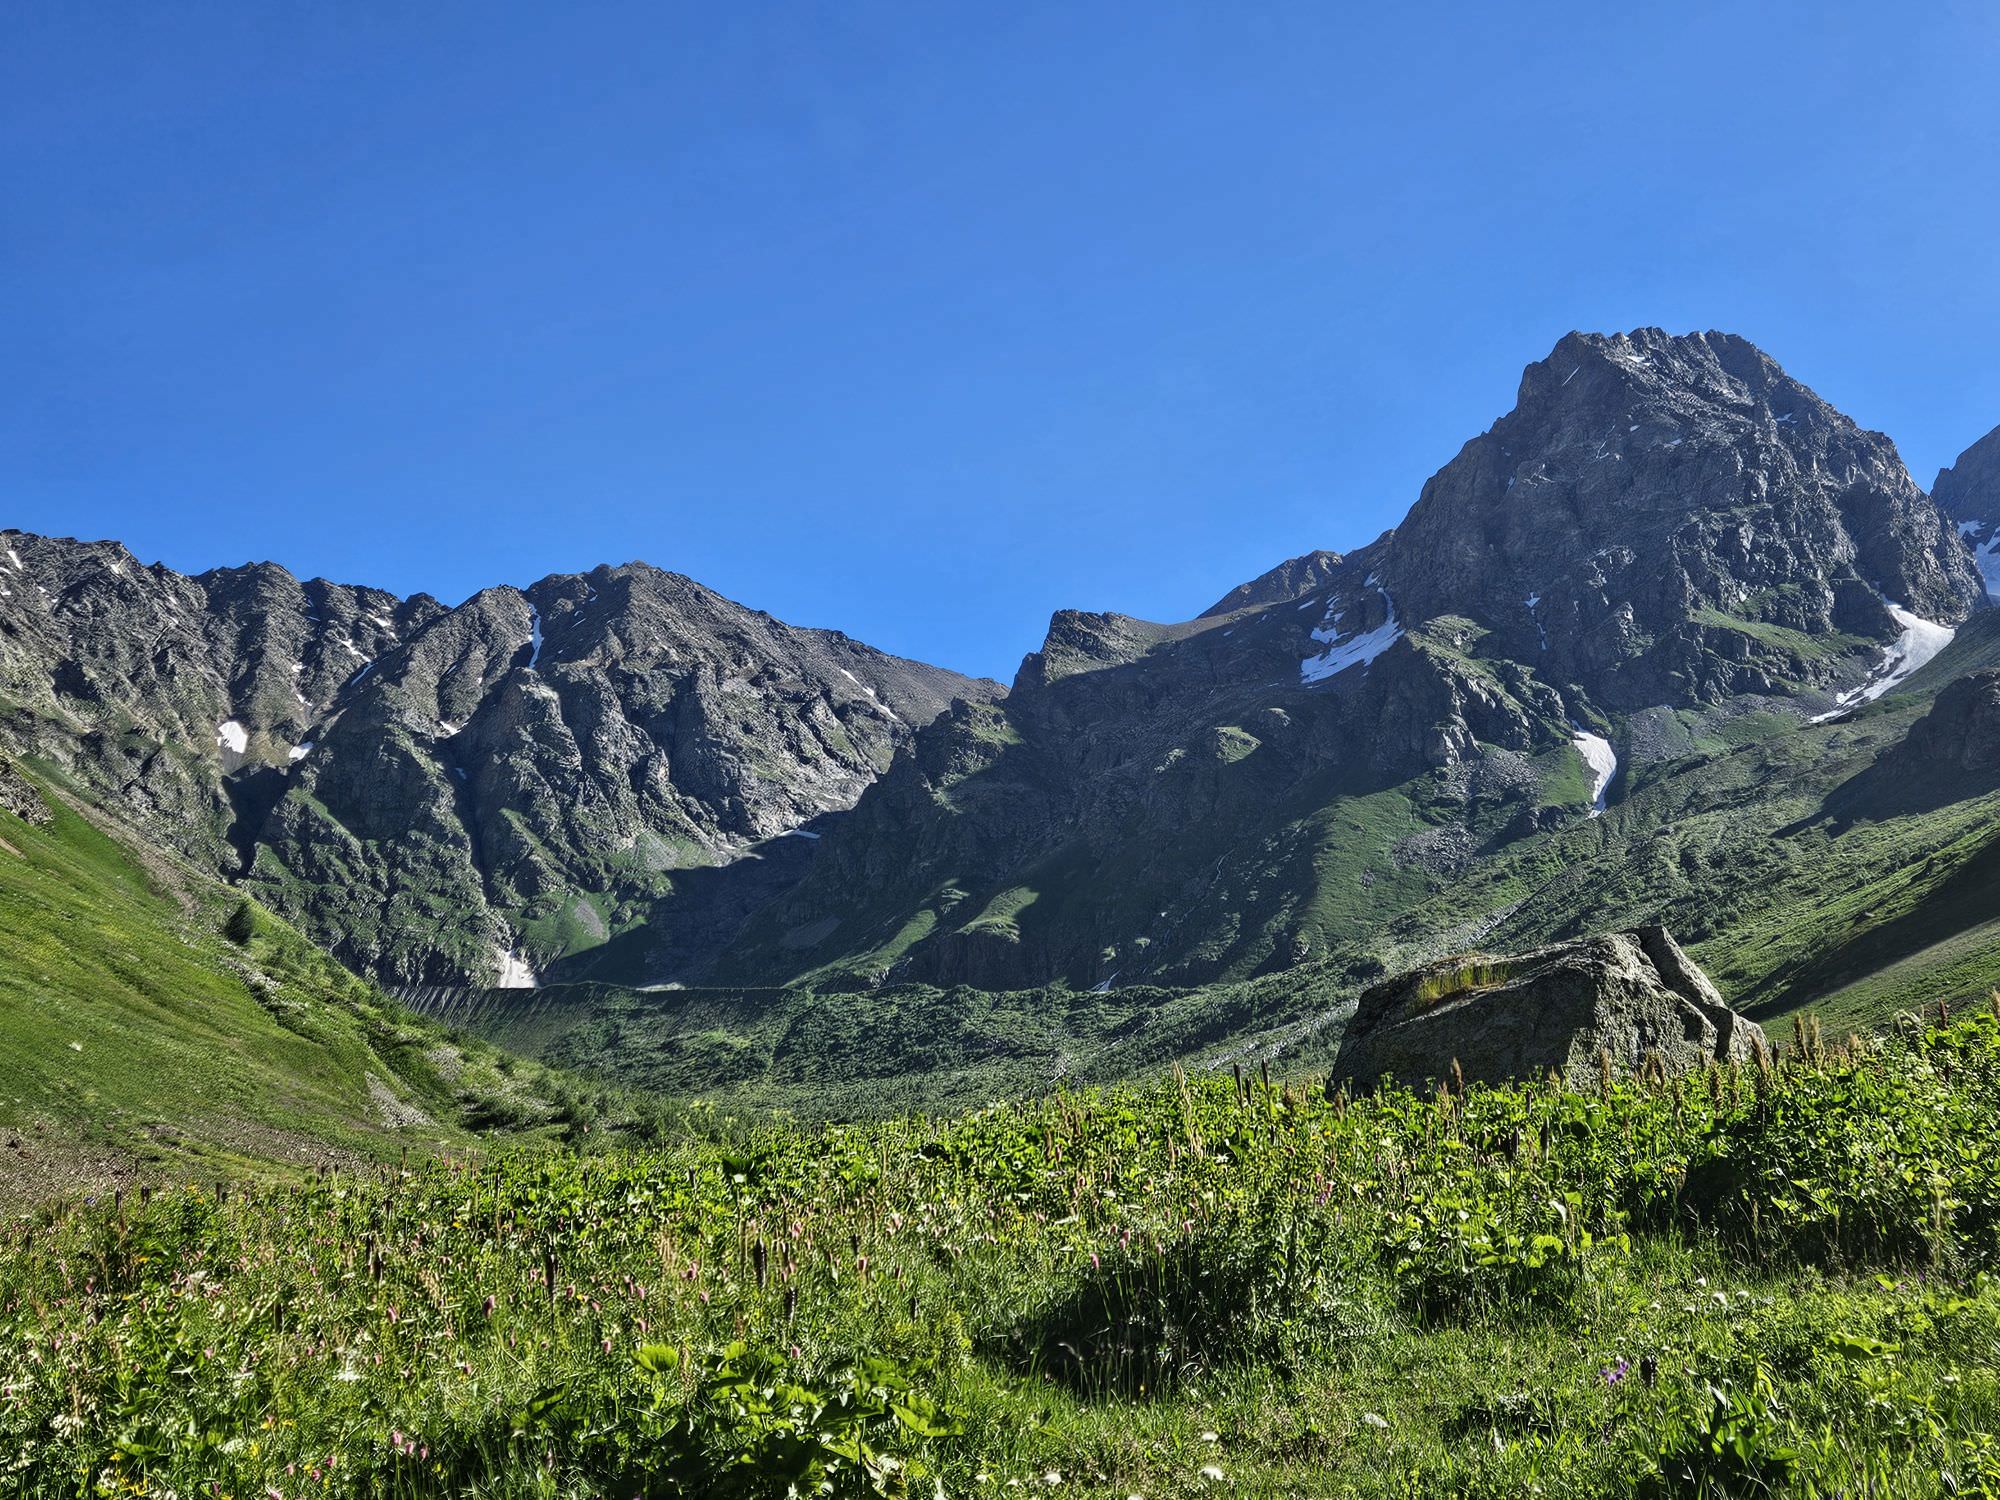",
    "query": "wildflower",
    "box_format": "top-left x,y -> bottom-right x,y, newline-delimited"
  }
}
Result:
1199,1465 -> 1225,1483
1361,1412 -> 1389,1429
1602,1358 -> 1630,1386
